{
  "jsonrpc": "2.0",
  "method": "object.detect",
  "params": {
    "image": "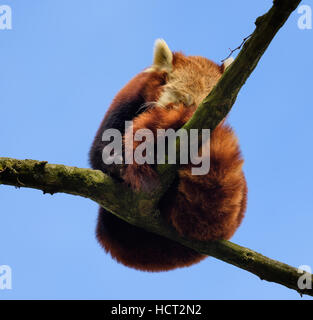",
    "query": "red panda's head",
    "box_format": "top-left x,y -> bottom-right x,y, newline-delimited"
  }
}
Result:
145,39 -> 233,108
105,39 -> 234,128
90,40 -> 234,174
